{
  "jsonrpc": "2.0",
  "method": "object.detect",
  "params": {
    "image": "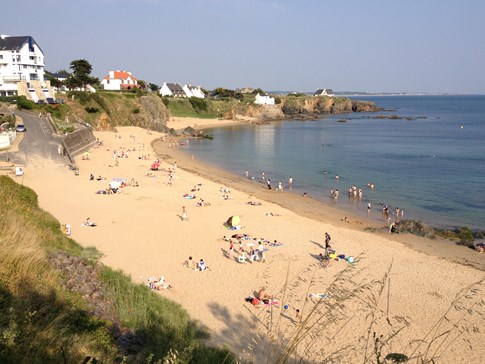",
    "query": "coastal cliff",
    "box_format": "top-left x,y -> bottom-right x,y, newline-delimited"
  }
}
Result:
61,92 -> 171,132
34,92 -> 380,132
278,96 -> 380,119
